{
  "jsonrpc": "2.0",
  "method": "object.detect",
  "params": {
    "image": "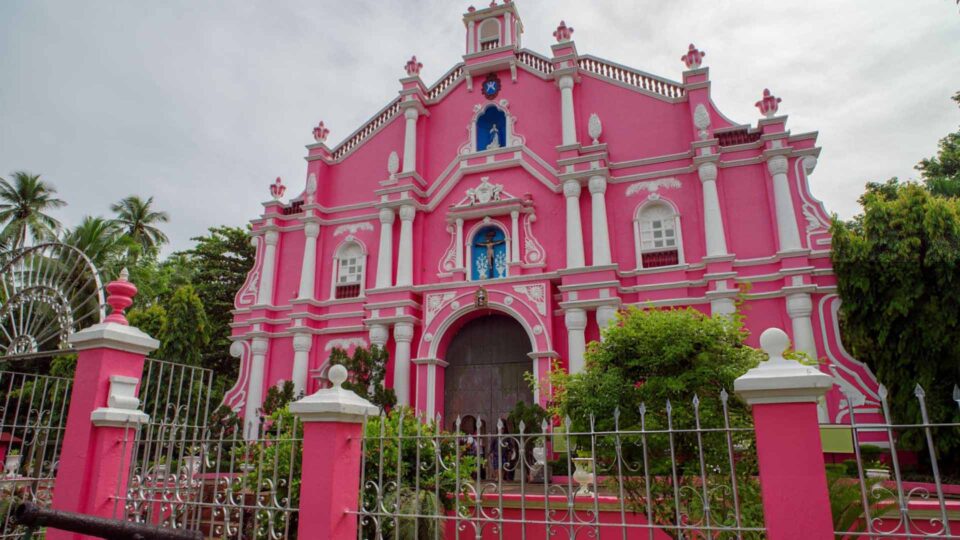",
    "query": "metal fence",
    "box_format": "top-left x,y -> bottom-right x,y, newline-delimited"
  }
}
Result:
116,358 -> 301,539
0,356 -> 74,539
356,392 -> 765,540
834,384 -> 960,539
